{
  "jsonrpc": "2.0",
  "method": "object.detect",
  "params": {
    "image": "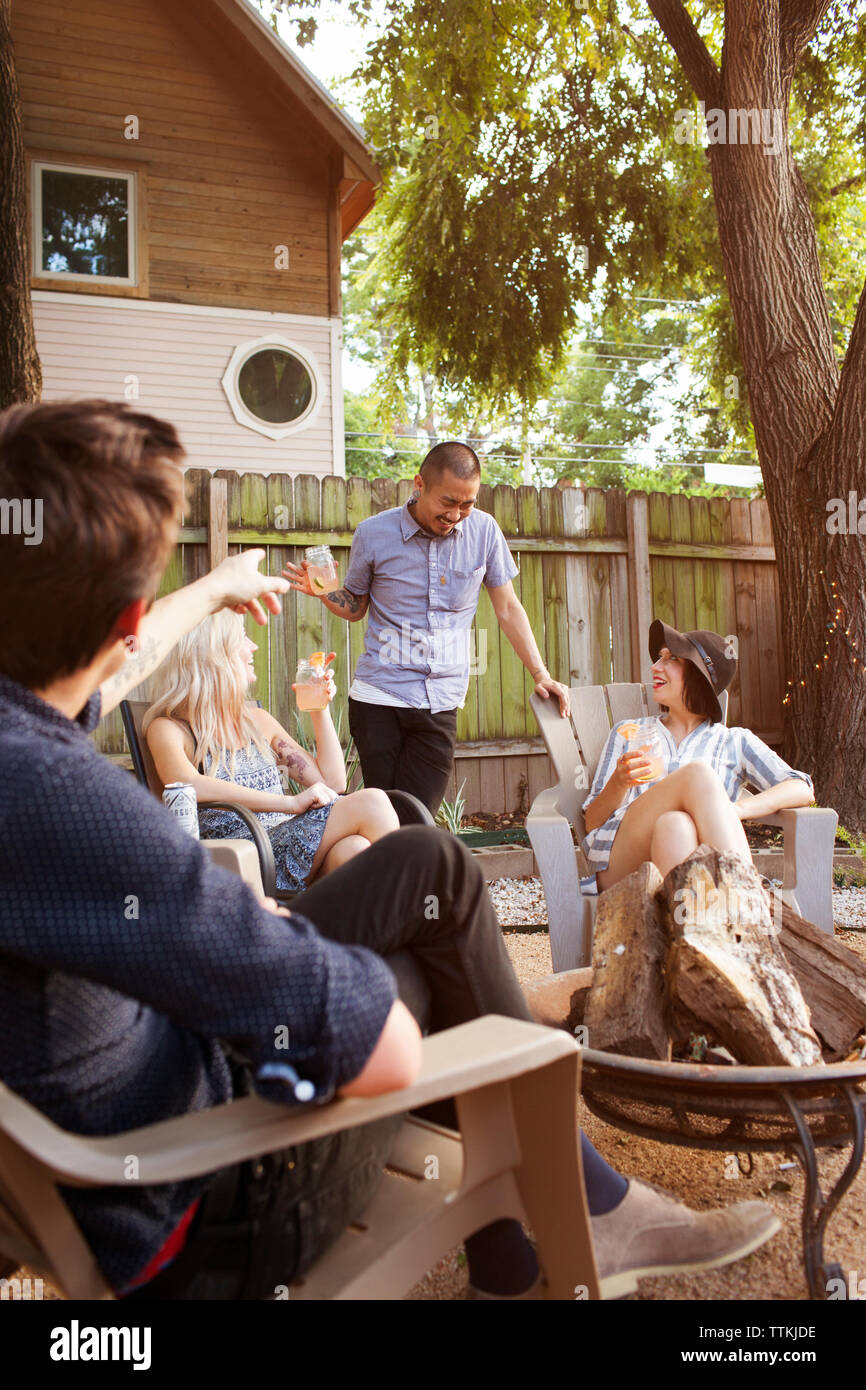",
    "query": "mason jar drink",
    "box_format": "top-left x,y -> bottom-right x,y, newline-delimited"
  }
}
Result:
627,727 -> 665,783
294,657 -> 330,711
305,545 -> 338,595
